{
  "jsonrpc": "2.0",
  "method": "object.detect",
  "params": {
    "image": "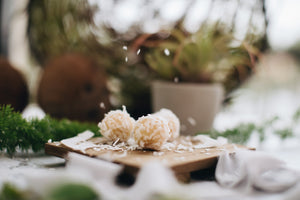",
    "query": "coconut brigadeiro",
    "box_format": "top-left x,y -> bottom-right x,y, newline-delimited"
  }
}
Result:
133,114 -> 170,150
153,108 -> 180,141
98,106 -> 135,143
